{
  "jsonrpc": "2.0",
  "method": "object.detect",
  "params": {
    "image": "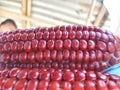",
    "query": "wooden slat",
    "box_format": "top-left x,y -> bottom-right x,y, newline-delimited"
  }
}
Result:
86,0 -> 97,25
93,5 -> 107,26
0,9 -> 54,26
26,0 -> 32,28
21,0 -> 27,28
